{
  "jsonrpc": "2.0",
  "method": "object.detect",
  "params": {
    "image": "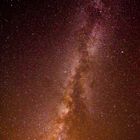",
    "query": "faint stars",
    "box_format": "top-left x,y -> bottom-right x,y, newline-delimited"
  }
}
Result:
113,104 -> 116,109
63,70 -> 67,74
0,0 -> 139,140
121,50 -> 124,54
